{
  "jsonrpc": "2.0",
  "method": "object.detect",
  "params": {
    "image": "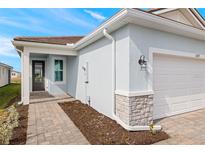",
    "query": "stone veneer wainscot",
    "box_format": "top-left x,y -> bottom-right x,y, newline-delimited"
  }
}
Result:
115,94 -> 153,126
